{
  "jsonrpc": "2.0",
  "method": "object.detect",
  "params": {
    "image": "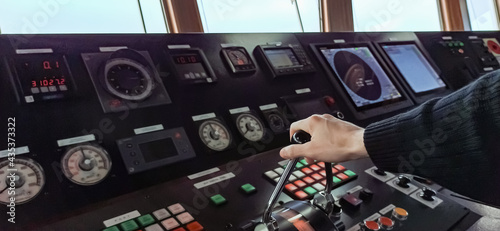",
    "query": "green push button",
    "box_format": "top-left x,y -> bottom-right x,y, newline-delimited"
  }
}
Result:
137,214 -> 155,227
344,170 -> 356,177
300,159 -> 308,165
210,194 -> 227,206
120,220 -> 139,231
241,183 -> 257,194
304,186 -> 317,195
333,176 -> 341,183
295,162 -> 304,168
103,226 -> 119,231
